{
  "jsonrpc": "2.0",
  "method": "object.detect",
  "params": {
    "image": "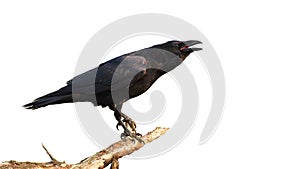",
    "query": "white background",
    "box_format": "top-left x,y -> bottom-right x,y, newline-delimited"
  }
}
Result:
0,0 -> 300,168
